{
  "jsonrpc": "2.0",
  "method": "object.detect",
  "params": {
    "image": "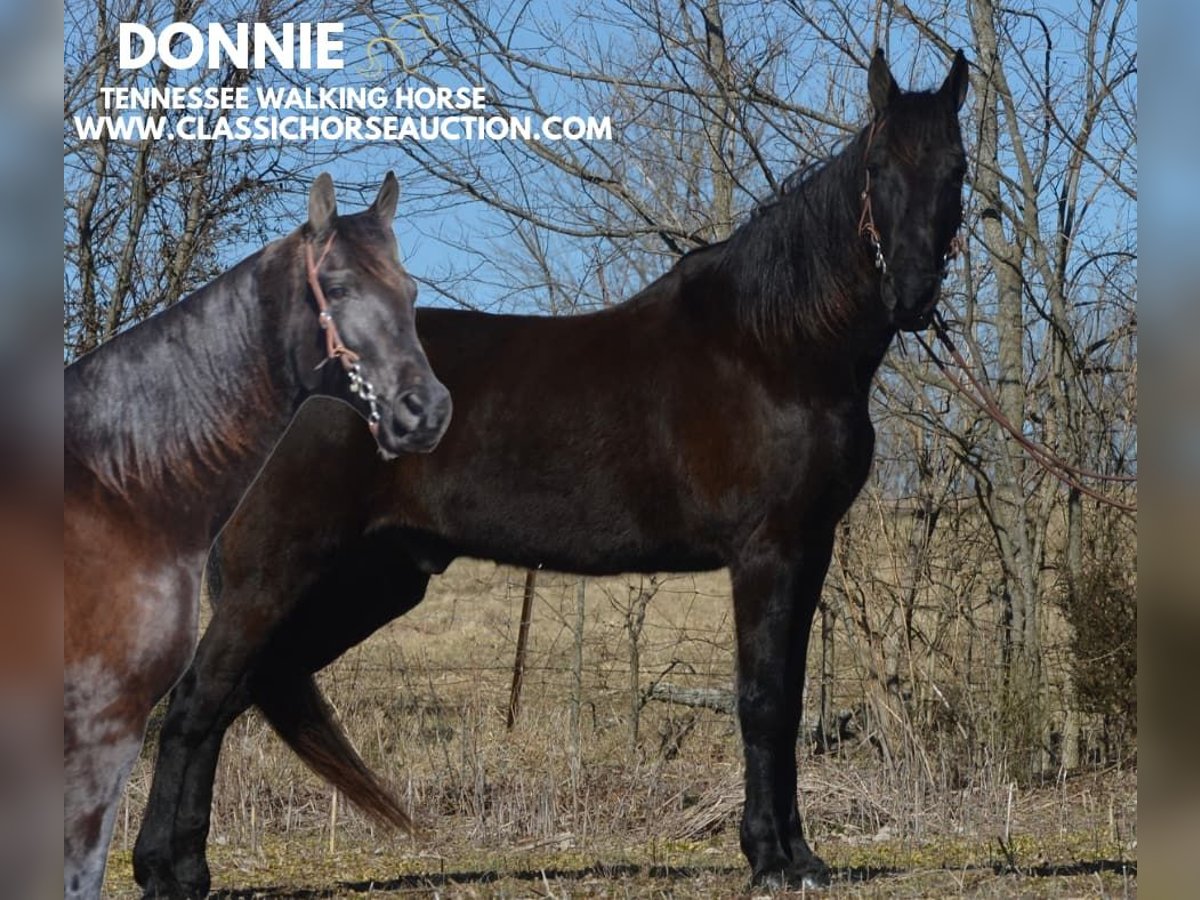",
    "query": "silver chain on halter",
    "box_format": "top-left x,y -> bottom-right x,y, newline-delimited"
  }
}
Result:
346,361 -> 382,426
858,120 -> 965,284
307,237 -> 383,434
865,225 -> 960,282
316,308 -> 382,427
864,219 -> 888,274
